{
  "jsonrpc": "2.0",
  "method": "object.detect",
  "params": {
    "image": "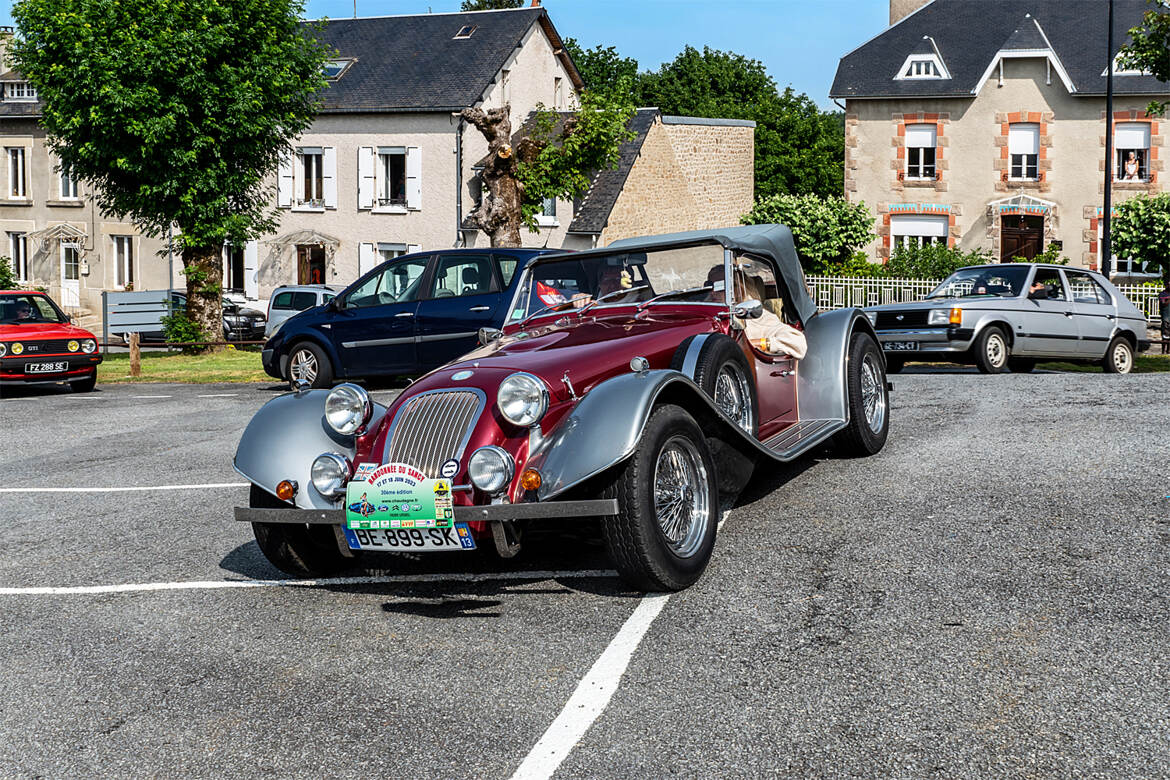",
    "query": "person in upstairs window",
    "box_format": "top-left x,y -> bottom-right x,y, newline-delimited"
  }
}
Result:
1124,151 -> 1141,181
